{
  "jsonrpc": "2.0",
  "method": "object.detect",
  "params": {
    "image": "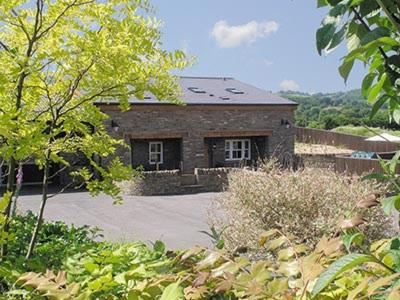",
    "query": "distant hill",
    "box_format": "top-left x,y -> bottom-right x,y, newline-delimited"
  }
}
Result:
279,90 -> 399,130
